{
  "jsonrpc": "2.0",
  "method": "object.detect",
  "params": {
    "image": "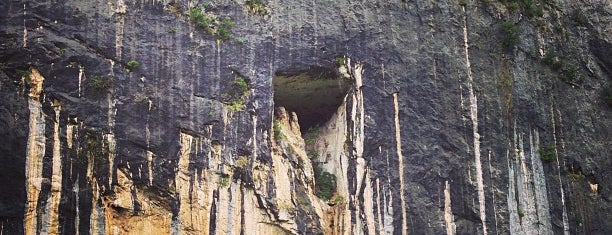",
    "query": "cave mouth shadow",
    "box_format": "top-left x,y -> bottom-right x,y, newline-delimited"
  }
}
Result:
273,66 -> 352,132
